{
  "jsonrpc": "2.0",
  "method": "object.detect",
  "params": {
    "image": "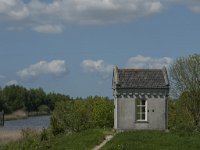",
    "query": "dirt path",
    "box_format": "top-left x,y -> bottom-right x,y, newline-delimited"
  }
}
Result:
92,135 -> 114,150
